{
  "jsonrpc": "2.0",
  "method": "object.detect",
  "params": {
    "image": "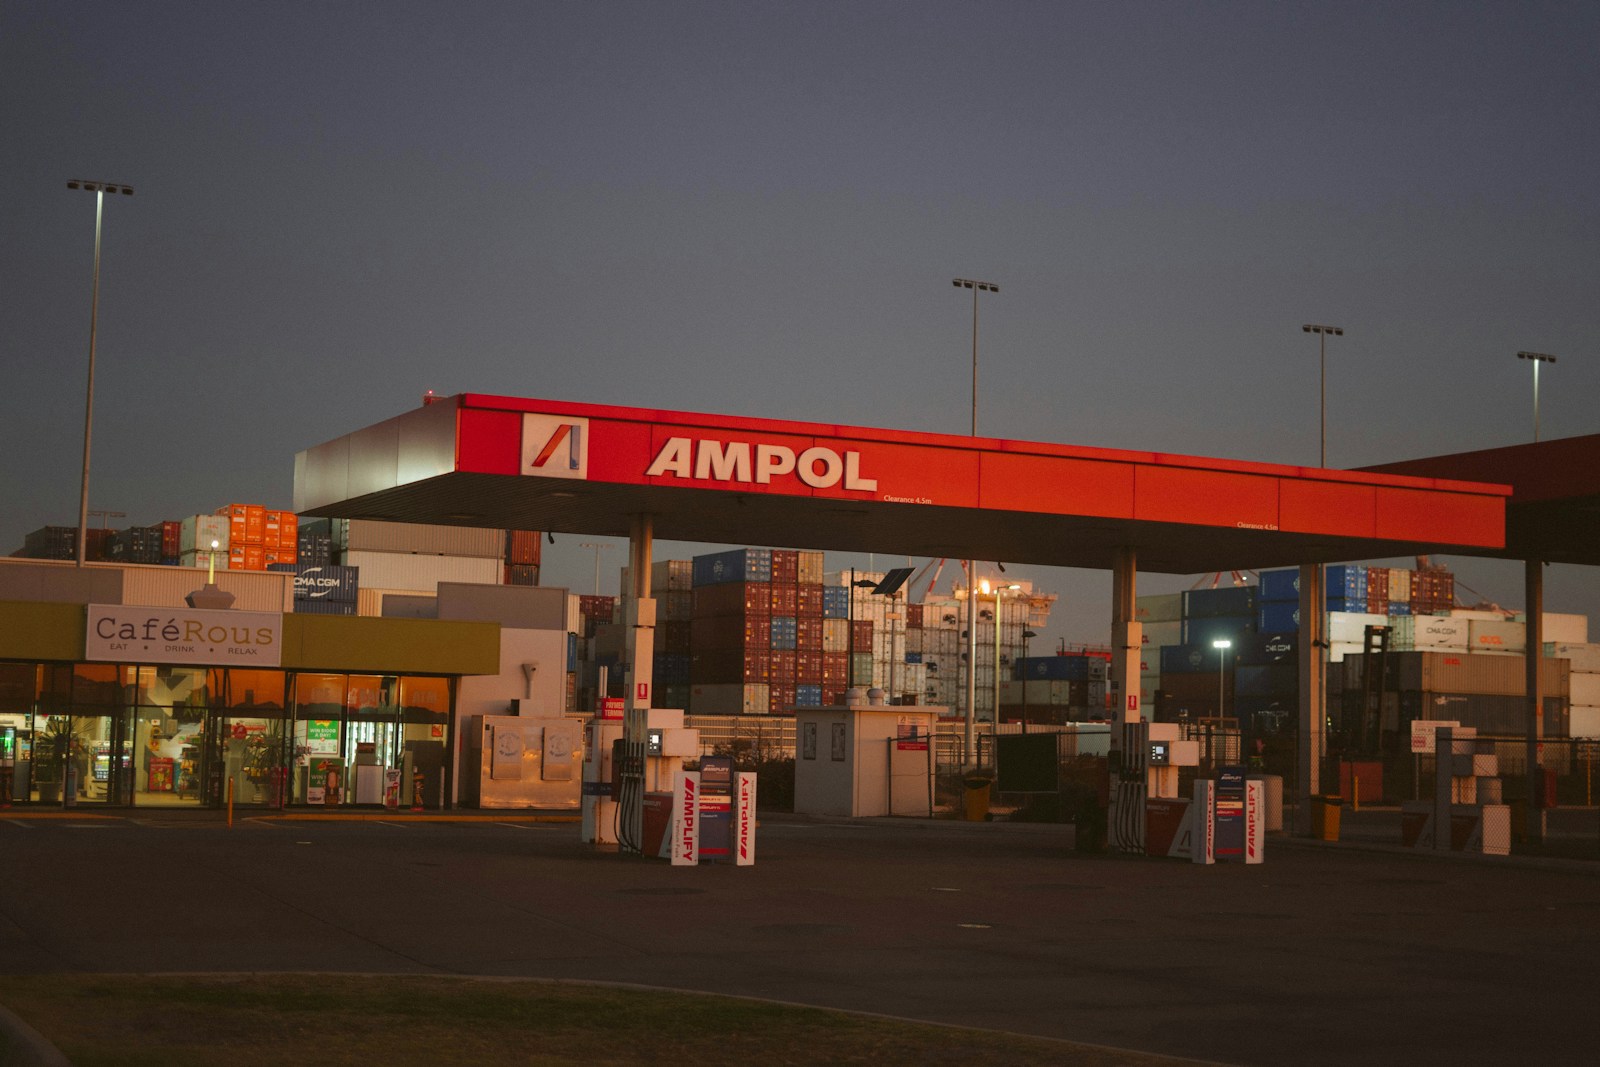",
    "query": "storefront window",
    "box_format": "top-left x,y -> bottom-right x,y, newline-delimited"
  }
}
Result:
224,669 -> 285,713
72,662 -> 119,706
